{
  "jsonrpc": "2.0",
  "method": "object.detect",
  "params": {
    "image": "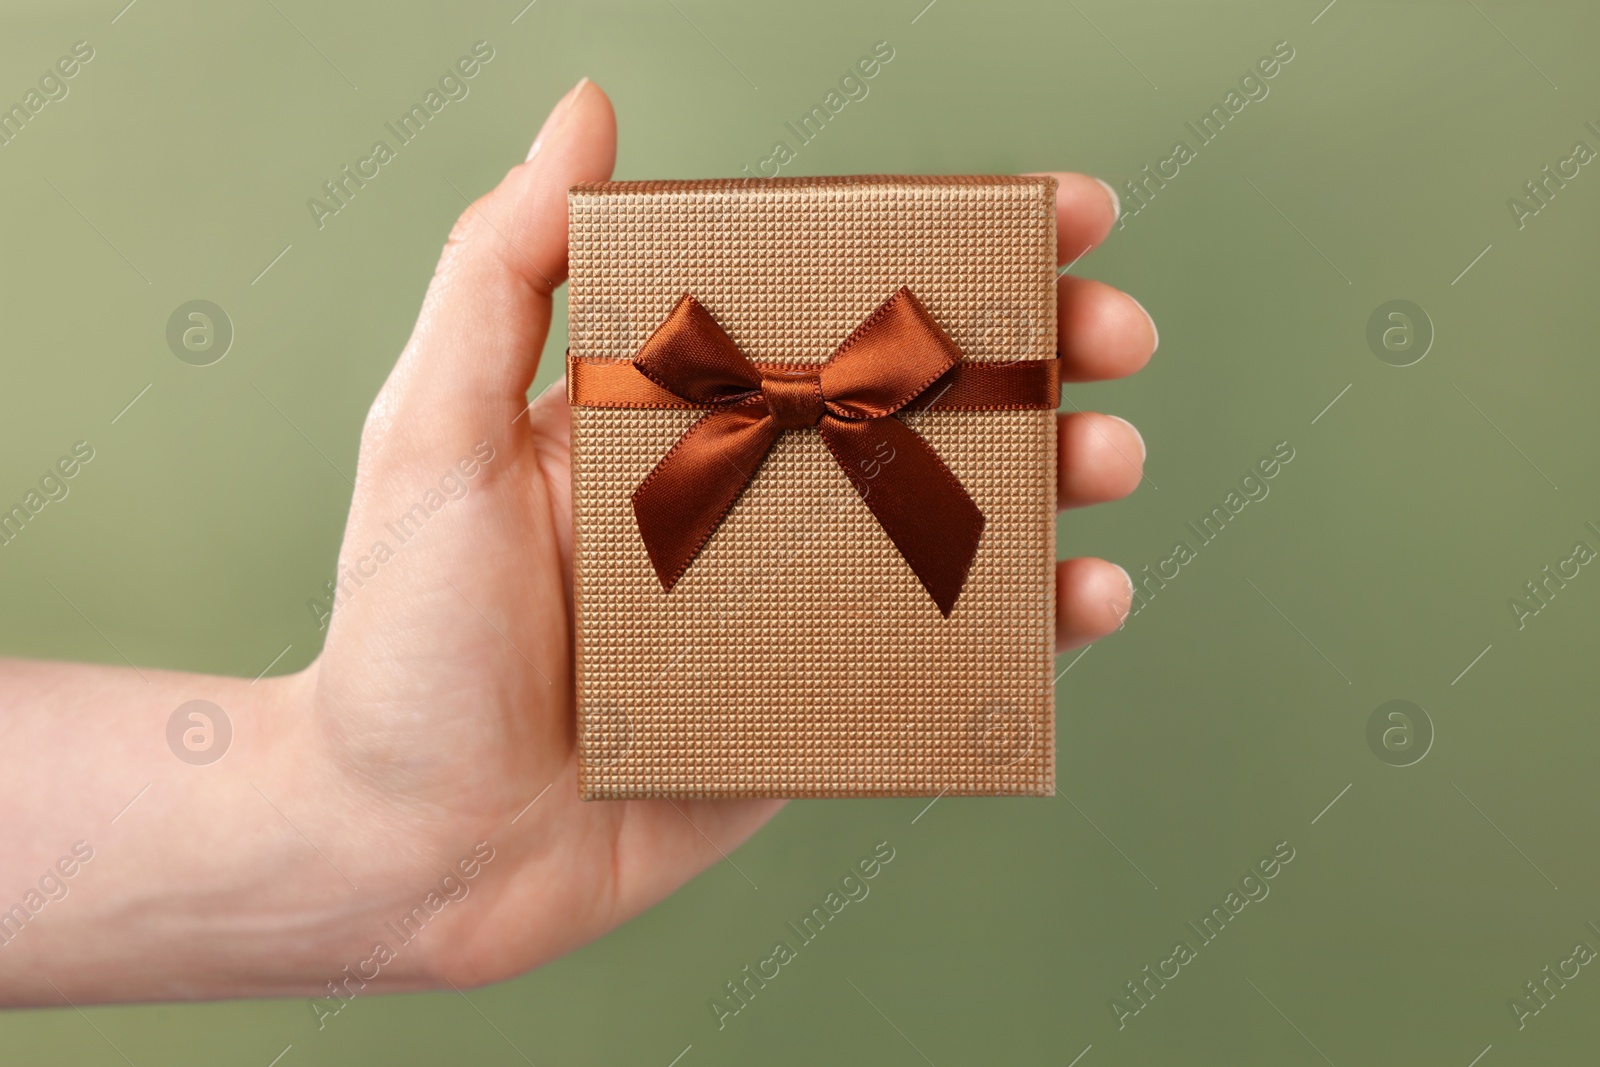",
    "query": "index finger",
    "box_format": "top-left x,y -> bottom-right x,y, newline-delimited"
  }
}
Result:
1025,171 -> 1120,267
